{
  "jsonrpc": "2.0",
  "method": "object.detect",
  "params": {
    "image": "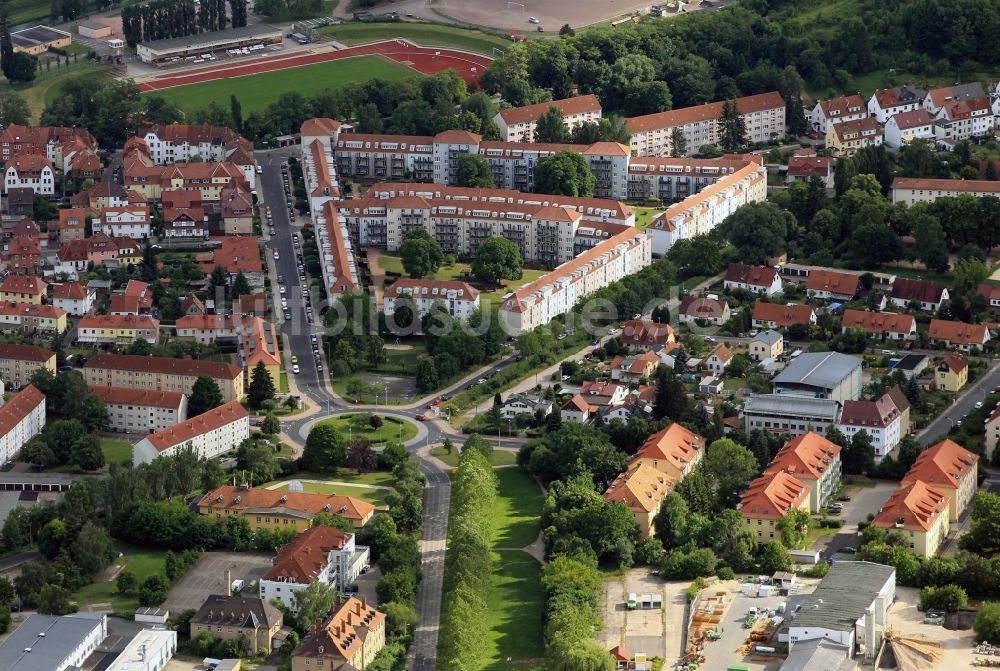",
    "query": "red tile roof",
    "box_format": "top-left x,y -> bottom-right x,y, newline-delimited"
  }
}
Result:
294,597 -> 385,662
264,525 -> 353,583
872,480 -> 948,532
752,302 -> 815,327
604,463 -> 675,513
79,314 -> 160,331
300,117 -> 341,137
620,319 -> 675,347
891,277 -> 948,304
841,309 -> 915,336
765,432 -> 841,481
0,385 -> 44,438
892,177 -> 1000,194
498,94 -> 601,126
386,278 -> 479,300
928,320 -> 989,346
88,385 -> 185,409
201,485 -> 374,524
84,353 -> 242,380
890,109 -> 934,130
0,275 -> 46,296
678,295 -> 728,320
805,270 -> 860,297
725,263 -> 779,288
937,353 -> 968,374
627,92 -> 784,134
902,439 -> 978,490
816,94 -> 865,119
631,423 -> 705,472
740,471 -> 811,521
787,155 -> 834,178
51,282 -> 88,301
143,399 -> 247,453
839,394 -> 901,430
0,343 -> 54,363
